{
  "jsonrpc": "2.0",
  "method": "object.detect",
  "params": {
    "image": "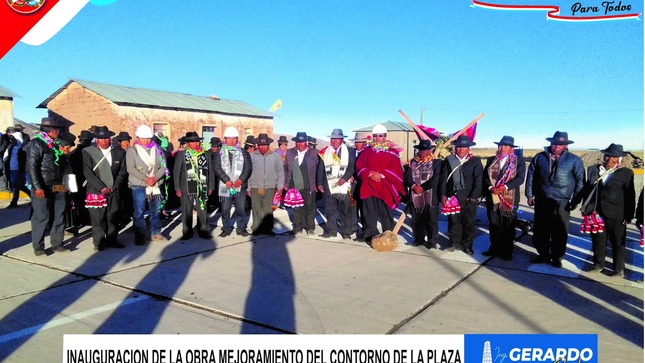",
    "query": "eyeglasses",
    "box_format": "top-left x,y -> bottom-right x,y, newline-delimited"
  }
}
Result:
373,134 -> 386,137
